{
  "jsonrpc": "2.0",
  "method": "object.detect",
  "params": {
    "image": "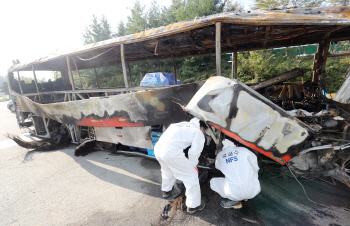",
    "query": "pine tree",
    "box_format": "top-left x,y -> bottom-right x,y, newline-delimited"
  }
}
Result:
126,0 -> 148,34
100,15 -> 112,40
252,0 -> 325,10
147,0 -> 169,29
167,0 -> 228,23
328,0 -> 348,6
80,0 -> 244,88
224,0 -> 244,11
116,20 -> 127,37
83,15 -> 113,44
